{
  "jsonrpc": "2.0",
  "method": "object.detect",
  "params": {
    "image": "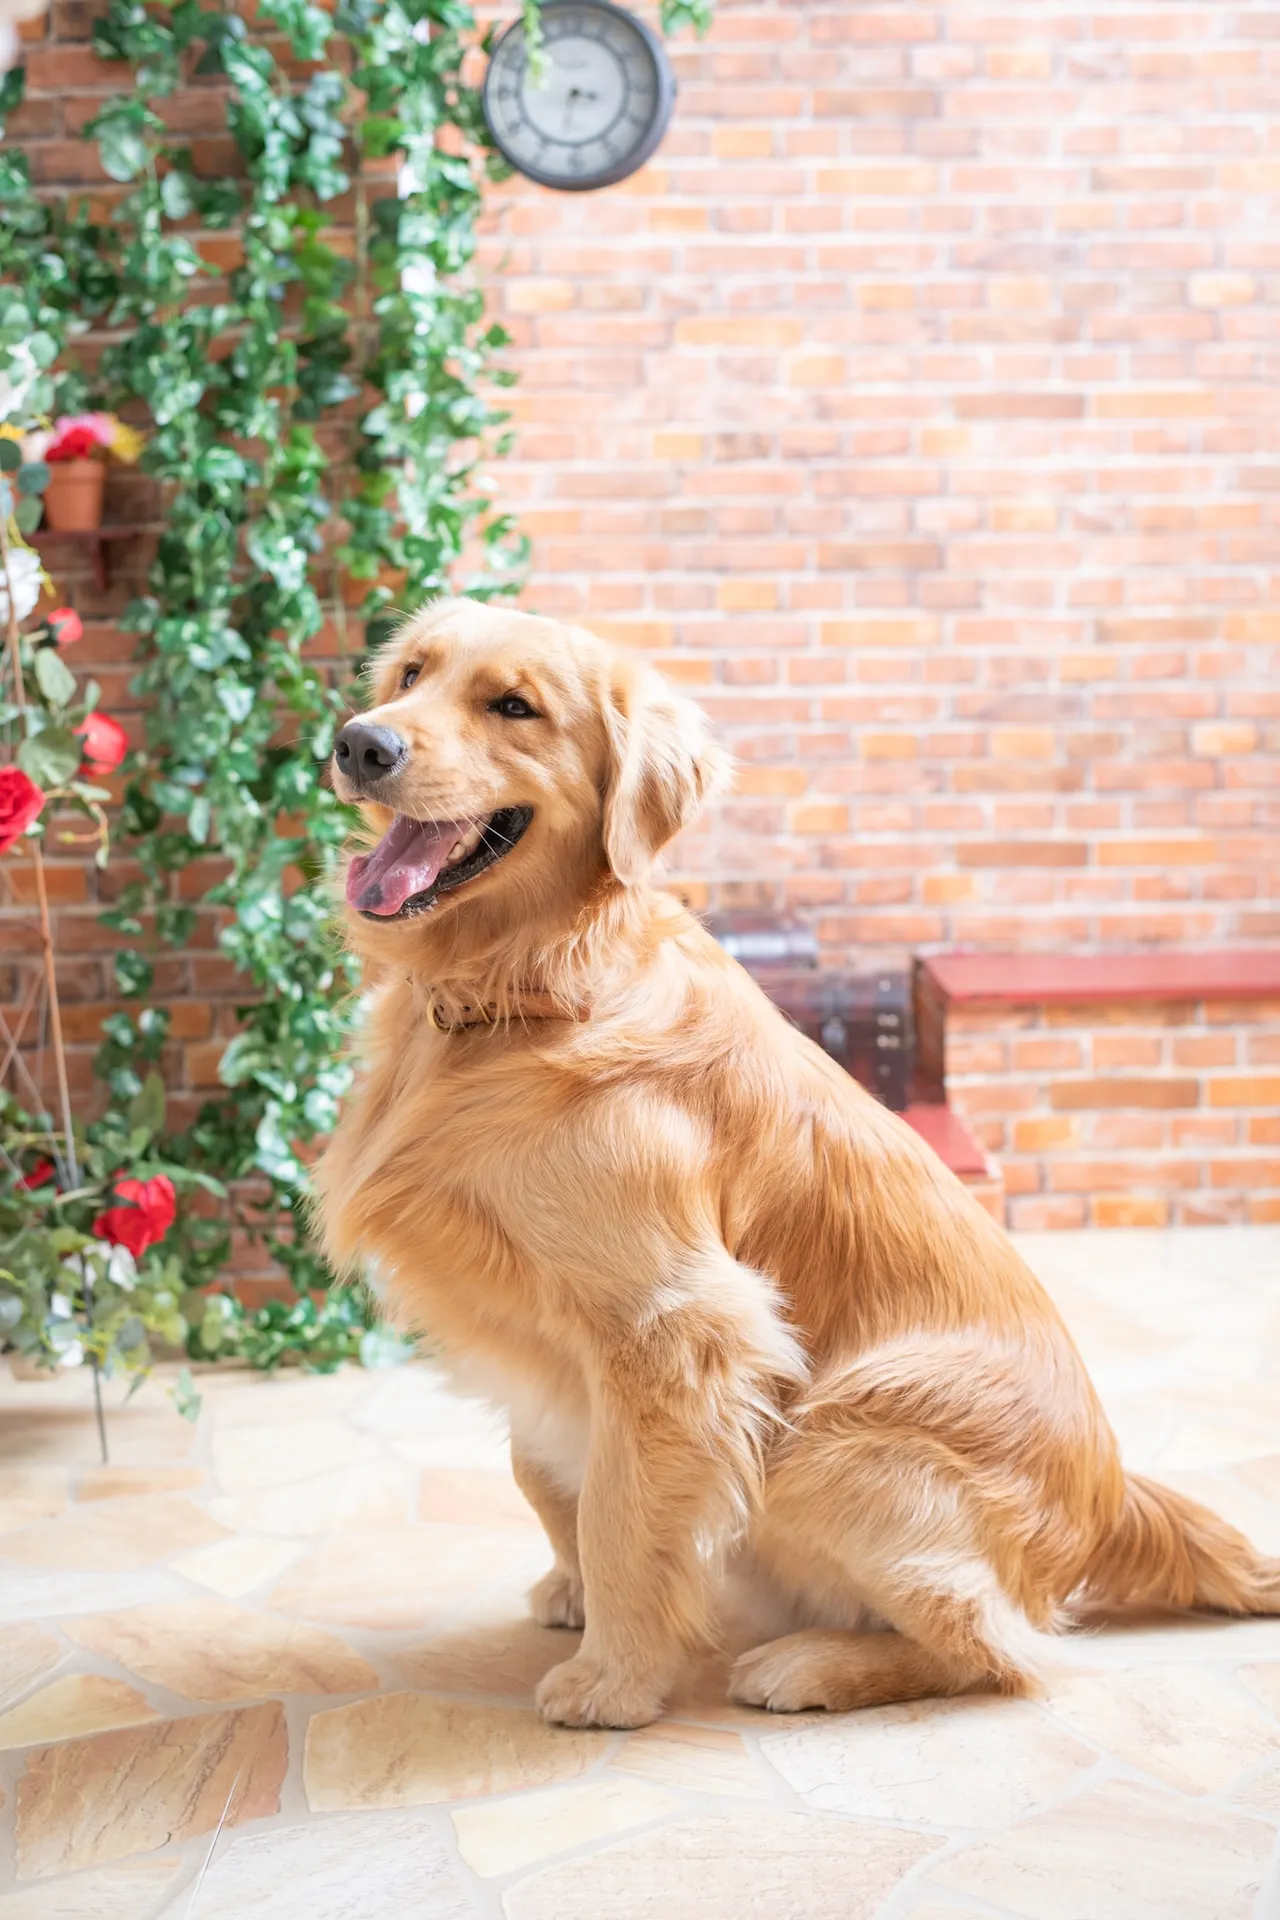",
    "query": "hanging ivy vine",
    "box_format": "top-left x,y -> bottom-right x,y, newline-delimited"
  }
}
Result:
1,0 -> 710,1375
83,0 -> 536,1303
